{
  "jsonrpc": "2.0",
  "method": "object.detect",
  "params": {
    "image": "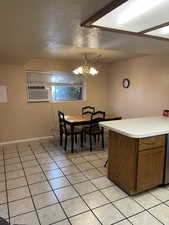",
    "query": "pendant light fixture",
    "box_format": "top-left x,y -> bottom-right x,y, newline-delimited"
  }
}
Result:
73,54 -> 99,76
